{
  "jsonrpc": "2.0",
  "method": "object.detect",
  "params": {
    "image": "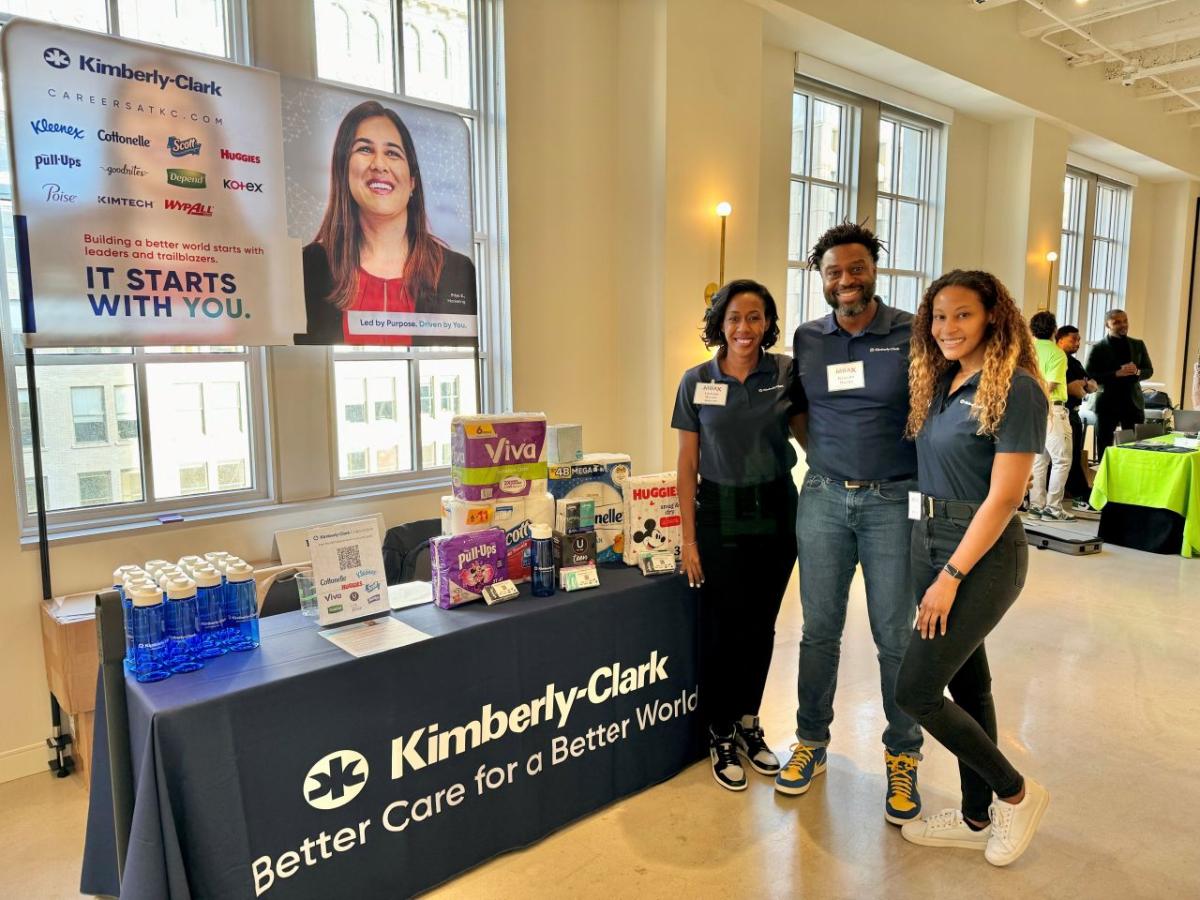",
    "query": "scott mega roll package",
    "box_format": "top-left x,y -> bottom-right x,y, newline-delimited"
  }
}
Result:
429,527 -> 508,609
439,492 -> 554,583
451,414 -> 547,501
548,454 -> 631,563
622,471 -> 682,565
